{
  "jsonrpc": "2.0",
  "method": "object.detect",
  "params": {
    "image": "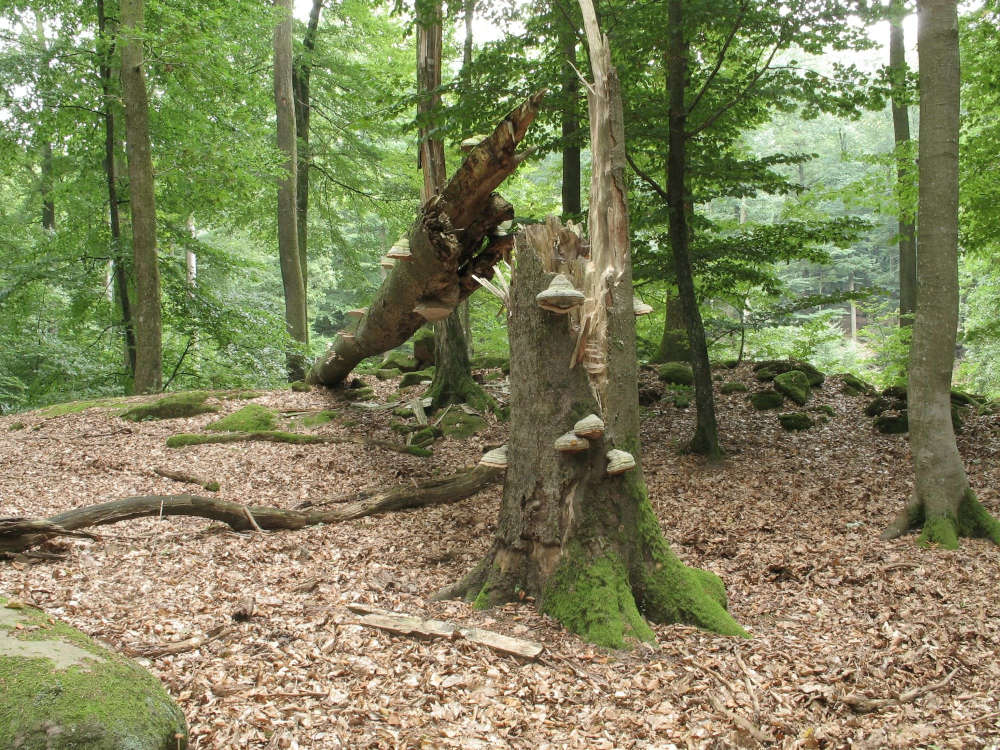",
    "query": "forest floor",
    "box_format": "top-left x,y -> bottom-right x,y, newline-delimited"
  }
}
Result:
2,363 -> 1000,749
